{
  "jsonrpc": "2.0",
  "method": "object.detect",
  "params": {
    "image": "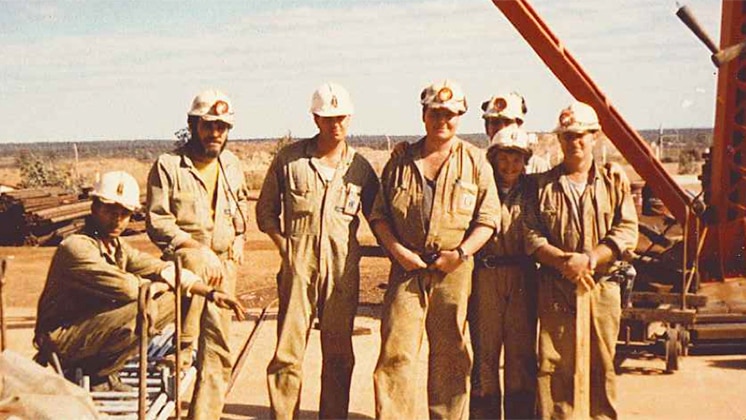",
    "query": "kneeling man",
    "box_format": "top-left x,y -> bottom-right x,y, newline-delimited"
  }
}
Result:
34,171 -> 244,392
